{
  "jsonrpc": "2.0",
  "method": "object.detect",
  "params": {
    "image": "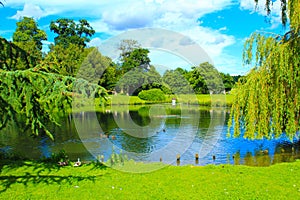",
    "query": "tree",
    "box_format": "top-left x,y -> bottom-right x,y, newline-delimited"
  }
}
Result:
142,65 -> 163,90
50,18 -> 95,48
117,67 -> 147,95
0,37 -> 107,140
12,17 -> 47,65
0,37 -> 35,70
121,48 -> 151,73
116,41 -> 154,94
77,47 -> 113,84
45,18 -> 96,77
0,18 -> 106,140
43,43 -> 90,76
119,39 -> 141,59
118,39 -> 150,73
0,63 -> 107,140
162,69 -> 192,94
228,0 -> 300,139
188,66 -> 208,94
220,73 -> 235,92
116,65 -> 162,95
193,62 -> 224,94
99,64 -> 118,91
